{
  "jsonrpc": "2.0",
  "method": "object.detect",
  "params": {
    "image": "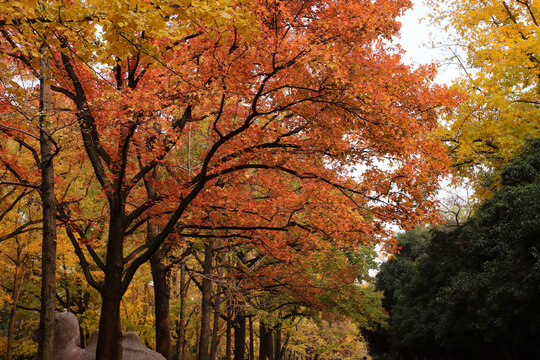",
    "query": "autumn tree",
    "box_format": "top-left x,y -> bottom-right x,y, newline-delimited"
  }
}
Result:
1,0 -> 455,358
429,0 -> 540,194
